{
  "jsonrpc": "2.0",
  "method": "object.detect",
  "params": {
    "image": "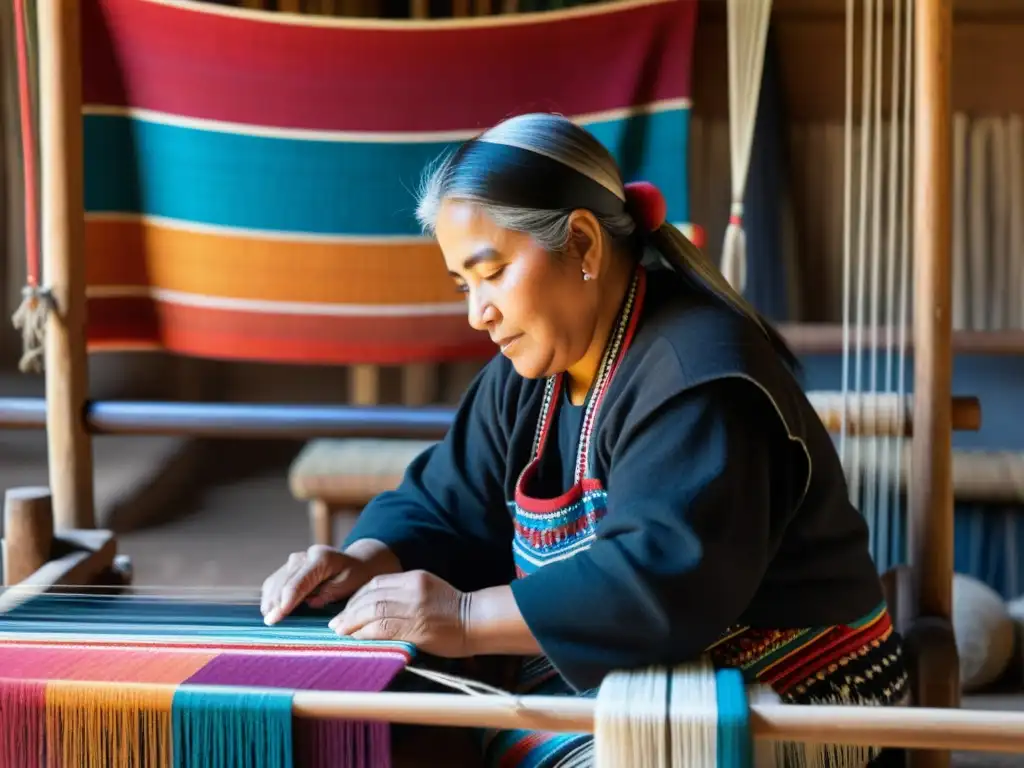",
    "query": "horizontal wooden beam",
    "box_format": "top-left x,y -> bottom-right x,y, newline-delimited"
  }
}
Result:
807,392 -> 981,435
845,443 -> 1024,505
0,398 -> 456,439
779,324 -> 1024,355
0,531 -> 118,614
0,393 -> 981,440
